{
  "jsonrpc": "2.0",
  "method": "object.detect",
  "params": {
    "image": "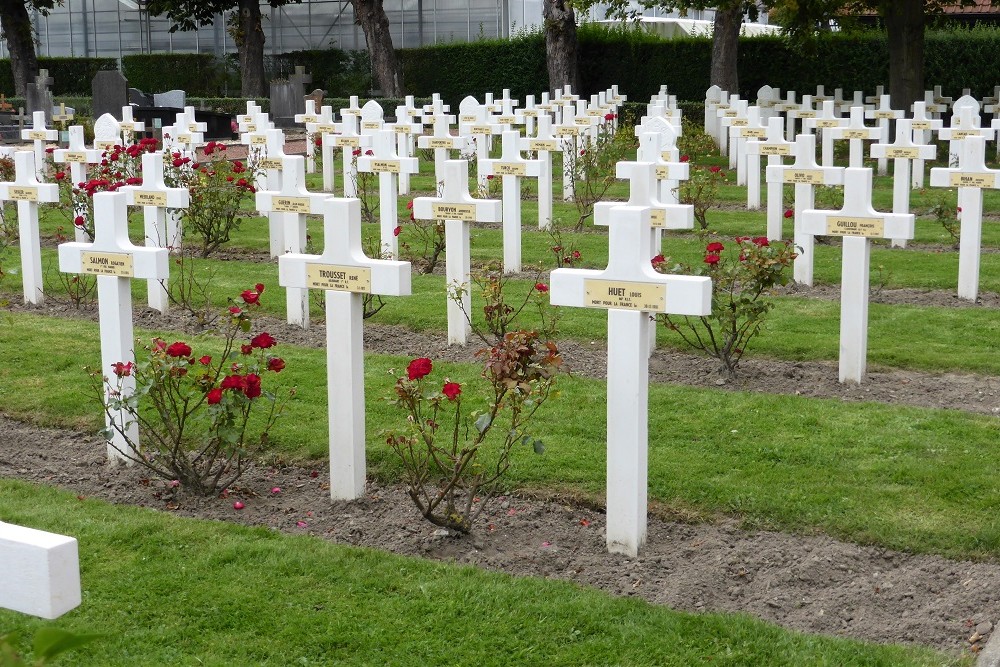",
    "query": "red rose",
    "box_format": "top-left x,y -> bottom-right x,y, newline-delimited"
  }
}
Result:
651,254 -> 665,267
267,357 -> 285,372
604,113 -> 614,121
241,289 -> 260,305
784,209 -> 793,219
199,355 -> 212,365
706,242 -> 724,253
229,305 -> 242,315
244,374 -> 262,399
241,344 -> 253,355
365,149 -> 374,156
255,283 -> 265,294
393,225 -> 401,237
709,165 -> 722,173
406,200 -> 414,210
206,388 -> 223,404
407,357 -> 432,381
534,282 -> 549,293
73,216 -> 85,227
111,361 -> 134,377
251,332 -> 277,349
221,374 -> 247,391
752,236 -> 770,247
166,342 -> 192,358
442,382 -> 461,401
680,155 -> 690,162
55,171 -> 65,180
704,254 -> 721,265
